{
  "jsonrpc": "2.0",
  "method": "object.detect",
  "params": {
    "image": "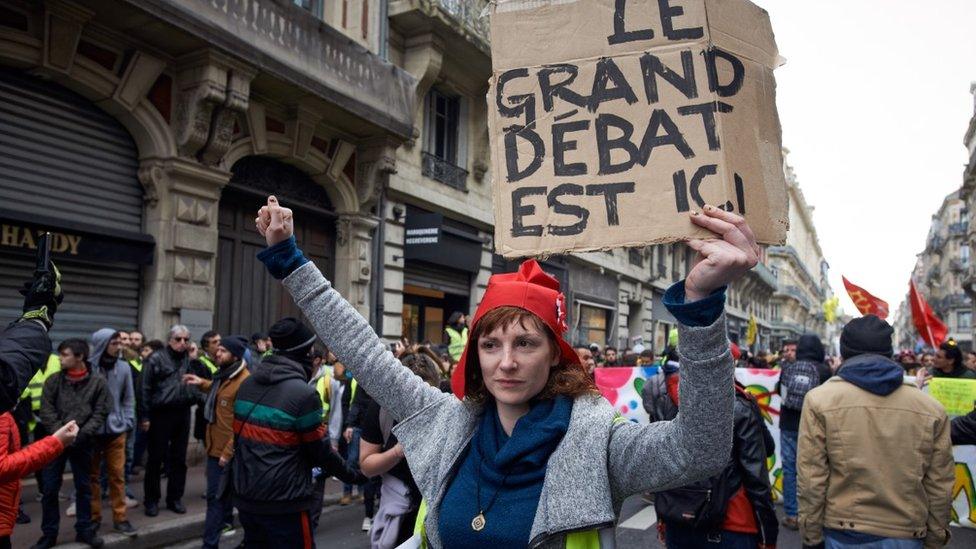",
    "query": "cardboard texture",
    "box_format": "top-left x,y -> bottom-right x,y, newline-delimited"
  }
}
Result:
488,0 -> 788,258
